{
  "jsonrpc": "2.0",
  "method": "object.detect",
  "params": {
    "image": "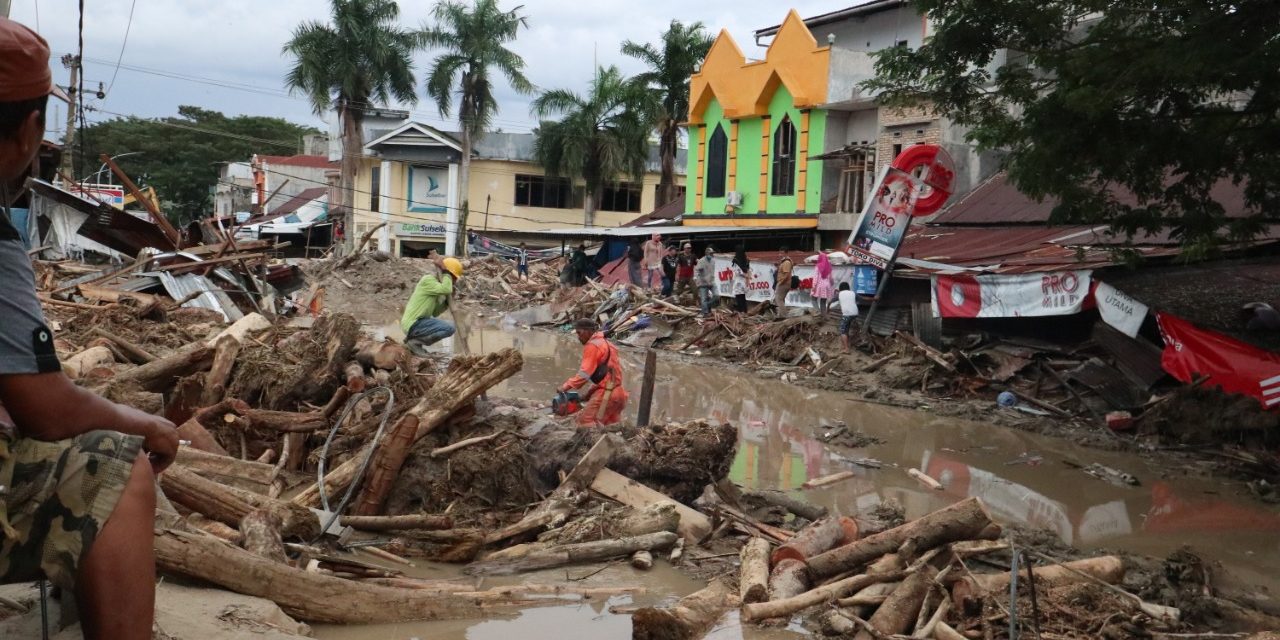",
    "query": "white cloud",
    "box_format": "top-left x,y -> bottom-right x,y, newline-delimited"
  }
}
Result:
13,0 -> 851,135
